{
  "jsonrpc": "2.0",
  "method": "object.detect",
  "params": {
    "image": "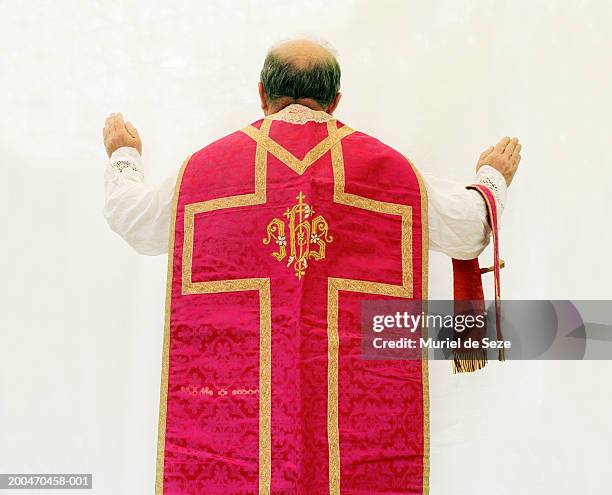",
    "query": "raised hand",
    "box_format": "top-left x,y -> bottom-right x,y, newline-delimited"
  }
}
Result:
476,136 -> 522,186
103,112 -> 142,157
